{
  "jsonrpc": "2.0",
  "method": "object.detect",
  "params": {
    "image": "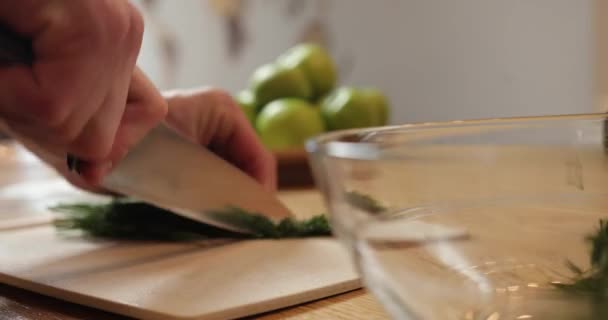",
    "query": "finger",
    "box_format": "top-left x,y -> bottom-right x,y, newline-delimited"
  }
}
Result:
0,1 -> 145,160
0,64 -> 67,125
65,48 -> 134,165
213,91 -> 277,191
64,2 -> 146,161
59,54 -> 127,160
0,1 -> 111,136
205,93 -> 276,191
113,67 -> 168,161
215,110 -> 277,192
79,67 -> 167,184
164,88 -> 277,191
225,137 -> 277,192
